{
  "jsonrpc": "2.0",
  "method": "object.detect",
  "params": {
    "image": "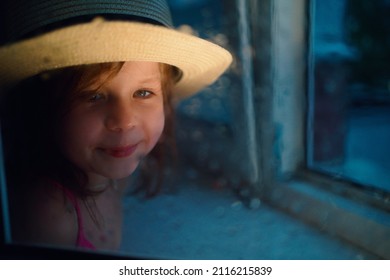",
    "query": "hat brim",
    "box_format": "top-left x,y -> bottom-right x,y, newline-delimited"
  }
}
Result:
0,19 -> 232,99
